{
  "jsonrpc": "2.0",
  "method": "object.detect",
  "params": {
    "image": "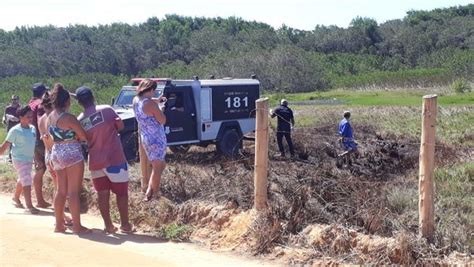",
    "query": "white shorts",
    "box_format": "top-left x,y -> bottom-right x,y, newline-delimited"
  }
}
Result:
90,163 -> 129,183
13,160 -> 33,186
